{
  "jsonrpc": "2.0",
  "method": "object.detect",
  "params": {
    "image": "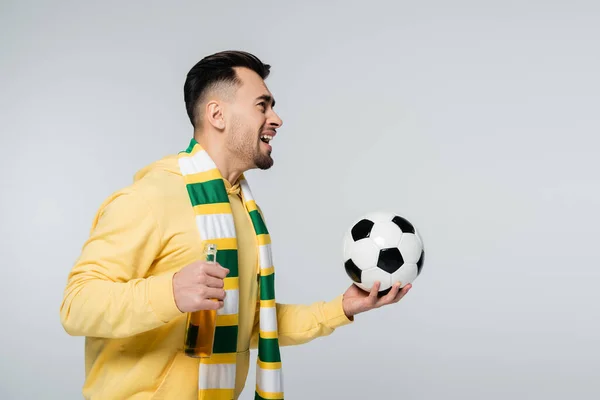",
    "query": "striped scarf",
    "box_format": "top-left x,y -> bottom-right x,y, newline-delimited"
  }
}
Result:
178,138 -> 284,400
